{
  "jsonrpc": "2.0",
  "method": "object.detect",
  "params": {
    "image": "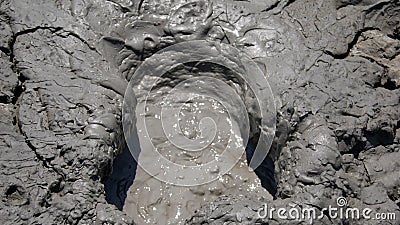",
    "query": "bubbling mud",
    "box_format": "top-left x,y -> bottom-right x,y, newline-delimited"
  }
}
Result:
122,41 -> 276,224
